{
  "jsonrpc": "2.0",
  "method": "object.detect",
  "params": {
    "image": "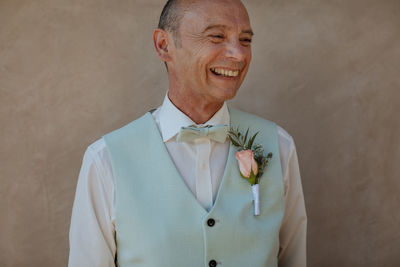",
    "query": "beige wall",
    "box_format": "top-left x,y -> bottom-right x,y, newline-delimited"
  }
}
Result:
1,0 -> 399,266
